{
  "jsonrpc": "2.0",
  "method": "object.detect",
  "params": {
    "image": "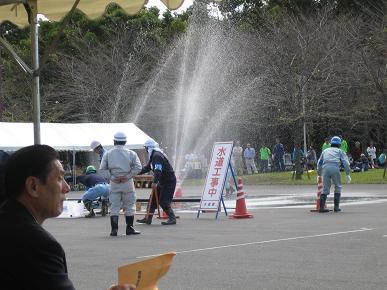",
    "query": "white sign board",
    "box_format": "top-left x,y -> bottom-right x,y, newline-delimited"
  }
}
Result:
199,142 -> 233,210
